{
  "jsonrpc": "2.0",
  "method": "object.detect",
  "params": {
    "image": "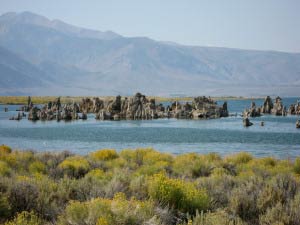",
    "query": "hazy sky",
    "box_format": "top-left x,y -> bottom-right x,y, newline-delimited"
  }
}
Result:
0,0 -> 299,52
